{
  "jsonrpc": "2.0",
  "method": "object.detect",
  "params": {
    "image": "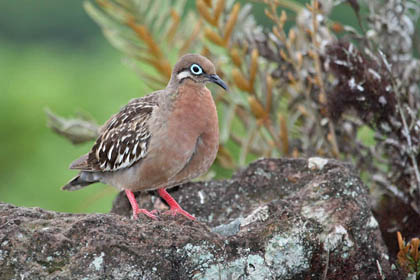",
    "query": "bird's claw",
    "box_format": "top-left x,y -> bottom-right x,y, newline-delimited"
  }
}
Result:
133,209 -> 158,220
162,207 -> 195,220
